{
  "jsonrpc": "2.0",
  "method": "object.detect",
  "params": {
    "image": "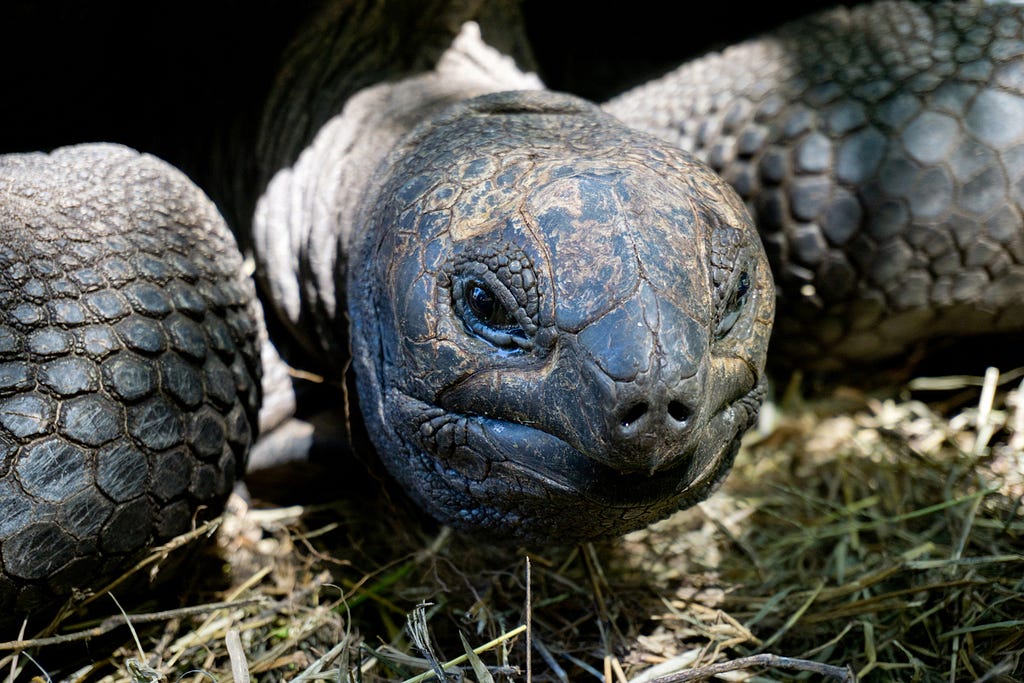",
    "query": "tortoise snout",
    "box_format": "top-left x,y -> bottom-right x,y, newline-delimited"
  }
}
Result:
606,376 -> 703,474
571,283 -> 710,475
616,393 -> 694,437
